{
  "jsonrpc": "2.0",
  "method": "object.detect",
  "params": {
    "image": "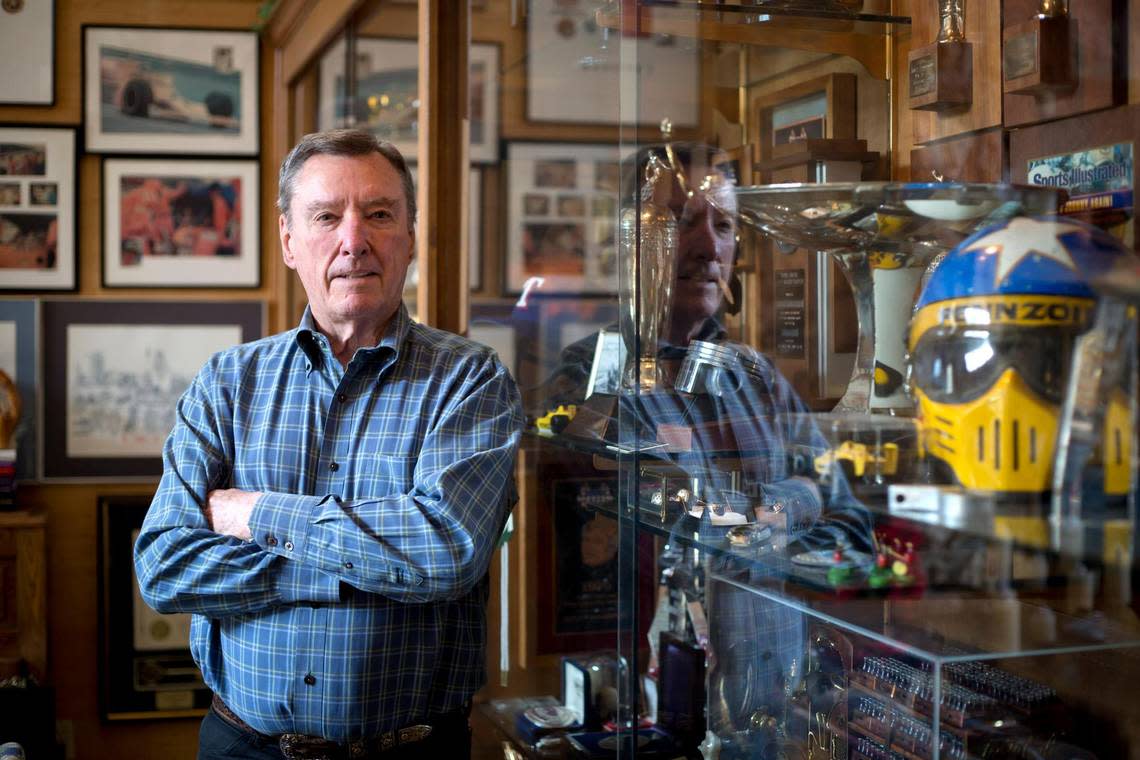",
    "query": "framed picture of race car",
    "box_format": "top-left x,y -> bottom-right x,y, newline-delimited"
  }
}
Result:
101,157 -> 260,287
83,25 -> 259,155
